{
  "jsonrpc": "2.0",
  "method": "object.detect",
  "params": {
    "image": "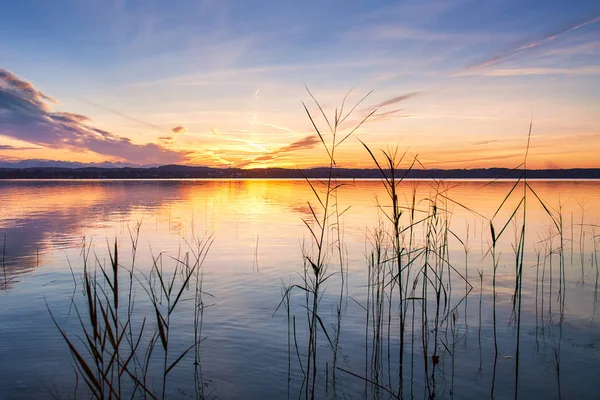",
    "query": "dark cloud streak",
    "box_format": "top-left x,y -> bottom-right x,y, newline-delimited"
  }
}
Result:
0,69 -> 56,106
0,144 -> 37,150
0,69 -> 191,164
355,91 -> 422,123
373,92 -> 422,108
172,126 -> 188,134
239,135 -> 320,166
275,135 -> 320,154
472,139 -> 498,146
